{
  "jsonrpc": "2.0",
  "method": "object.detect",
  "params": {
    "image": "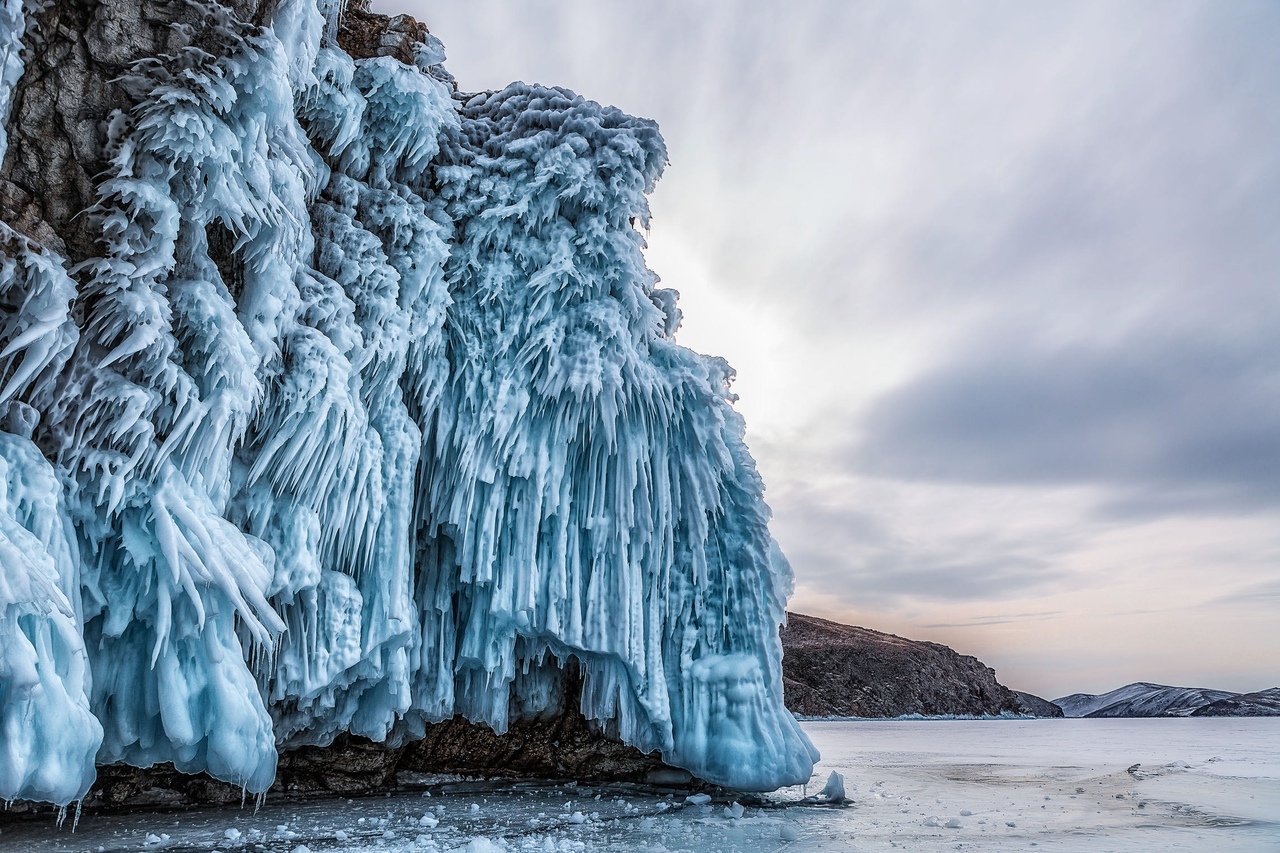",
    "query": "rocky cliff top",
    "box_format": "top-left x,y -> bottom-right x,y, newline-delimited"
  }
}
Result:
780,612 -> 1045,718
